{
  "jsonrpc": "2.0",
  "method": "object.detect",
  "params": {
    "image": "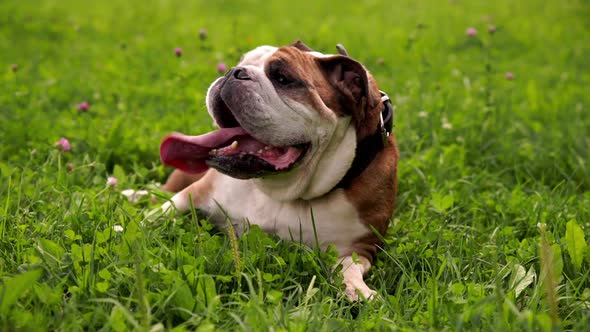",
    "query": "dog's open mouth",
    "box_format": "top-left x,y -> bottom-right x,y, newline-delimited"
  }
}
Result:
160,127 -> 308,179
